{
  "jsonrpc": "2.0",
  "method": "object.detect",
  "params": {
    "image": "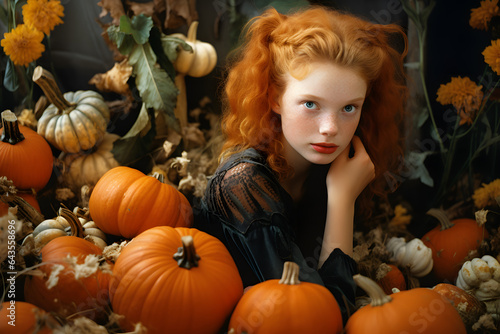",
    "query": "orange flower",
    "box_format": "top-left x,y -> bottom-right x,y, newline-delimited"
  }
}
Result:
22,0 -> 64,36
1,24 -> 45,67
470,0 -> 500,30
436,77 -> 484,125
483,39 -> 500,75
